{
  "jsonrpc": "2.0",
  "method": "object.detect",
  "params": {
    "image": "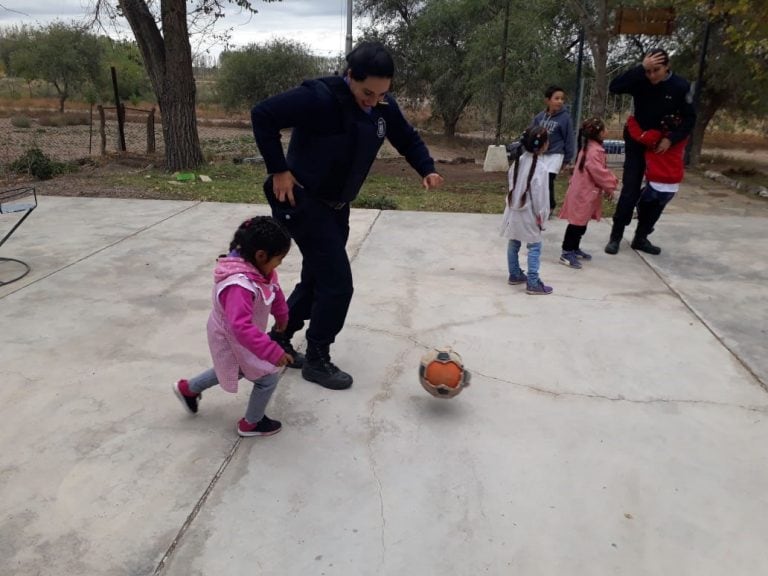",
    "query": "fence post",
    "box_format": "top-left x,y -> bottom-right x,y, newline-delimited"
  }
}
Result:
98,105 -> 106,155
147,107 -> 156,154
111,67 -> 127,152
